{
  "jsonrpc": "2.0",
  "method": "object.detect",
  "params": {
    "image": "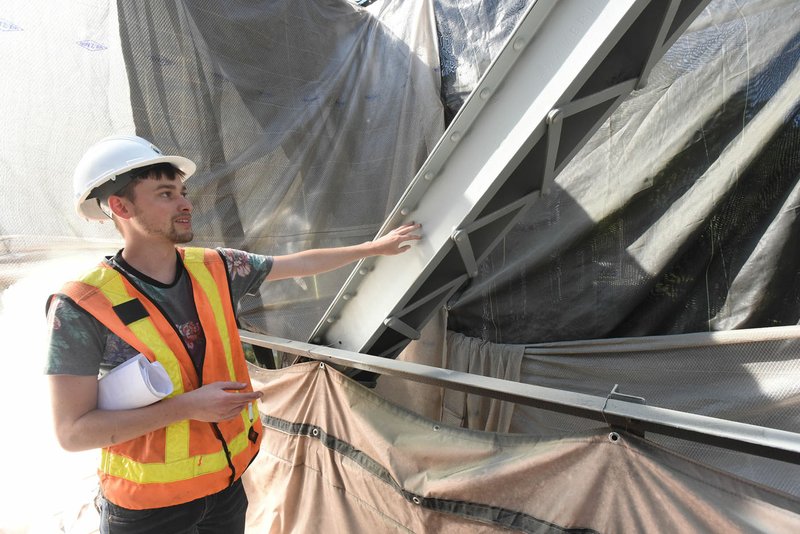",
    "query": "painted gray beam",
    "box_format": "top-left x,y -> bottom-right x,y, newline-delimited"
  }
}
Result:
309,0 -> 713,358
